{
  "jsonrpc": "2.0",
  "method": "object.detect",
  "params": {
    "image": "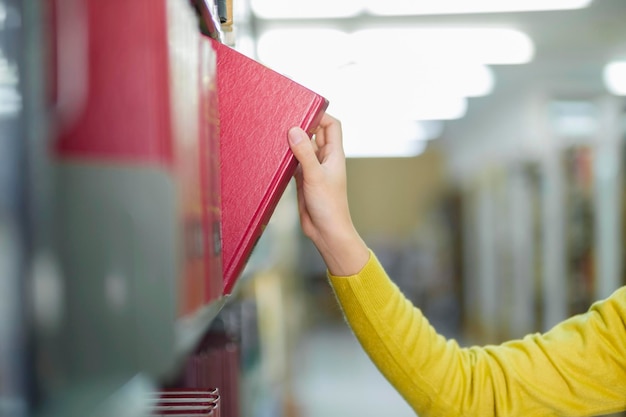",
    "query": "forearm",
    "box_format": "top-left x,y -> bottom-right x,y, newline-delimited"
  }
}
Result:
328,252 -> 626,417
287,115 -> 370,277
328,251 -> 463,416
313,226 -> 369,277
